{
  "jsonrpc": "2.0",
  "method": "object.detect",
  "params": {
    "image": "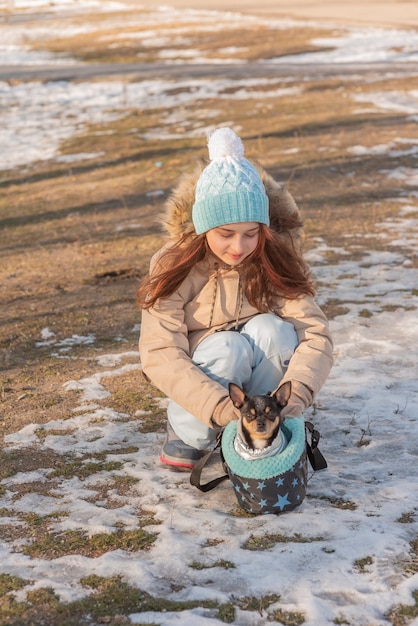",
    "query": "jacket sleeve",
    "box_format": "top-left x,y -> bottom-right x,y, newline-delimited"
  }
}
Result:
275,295 -> 334,397
139,288 -> 232,427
